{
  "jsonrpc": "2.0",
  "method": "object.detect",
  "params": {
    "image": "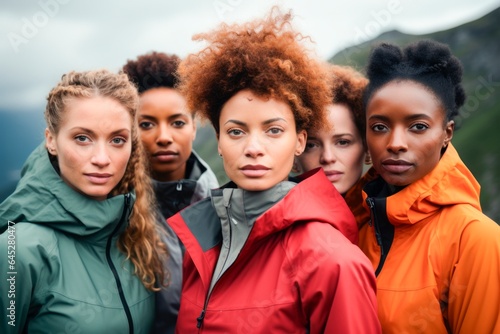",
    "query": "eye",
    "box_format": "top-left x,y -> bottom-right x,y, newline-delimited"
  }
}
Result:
172,120 -> 186,128
337,139 -> 351,146
304,141 -> 320,151
111,137 -> 127,145
371,124 -> 387,132
410,123 -> 429,131
267,127 -> 284,136
75,135 -> 90,143
228,128 -> 244,137
139,121 -> 154,129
